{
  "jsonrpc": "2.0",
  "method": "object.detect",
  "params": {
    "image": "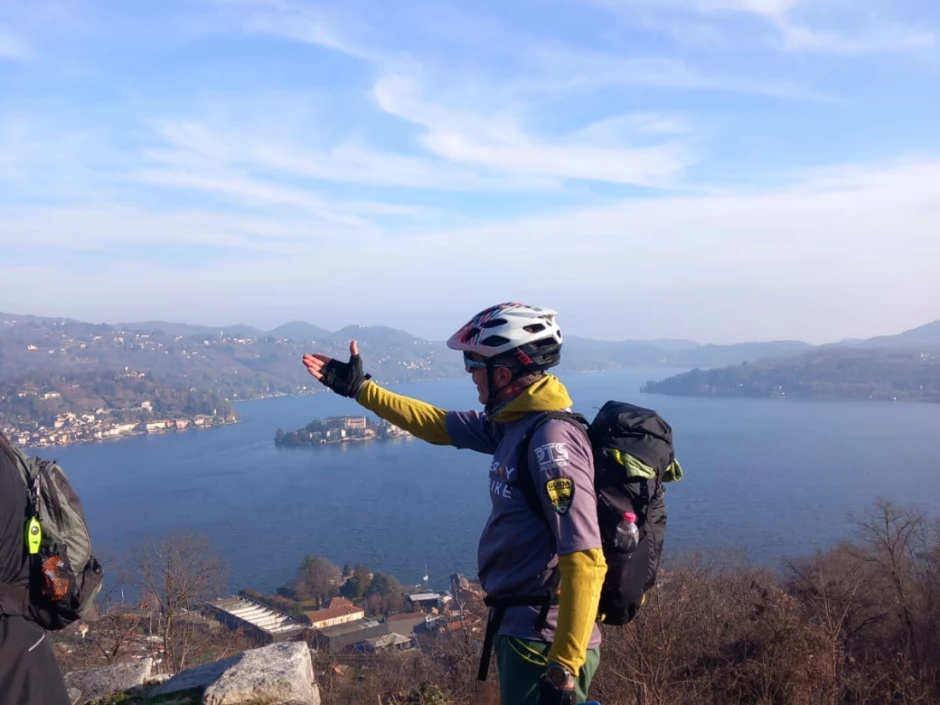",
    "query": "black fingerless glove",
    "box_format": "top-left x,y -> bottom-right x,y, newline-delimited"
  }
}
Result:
320,353 -> 372,398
